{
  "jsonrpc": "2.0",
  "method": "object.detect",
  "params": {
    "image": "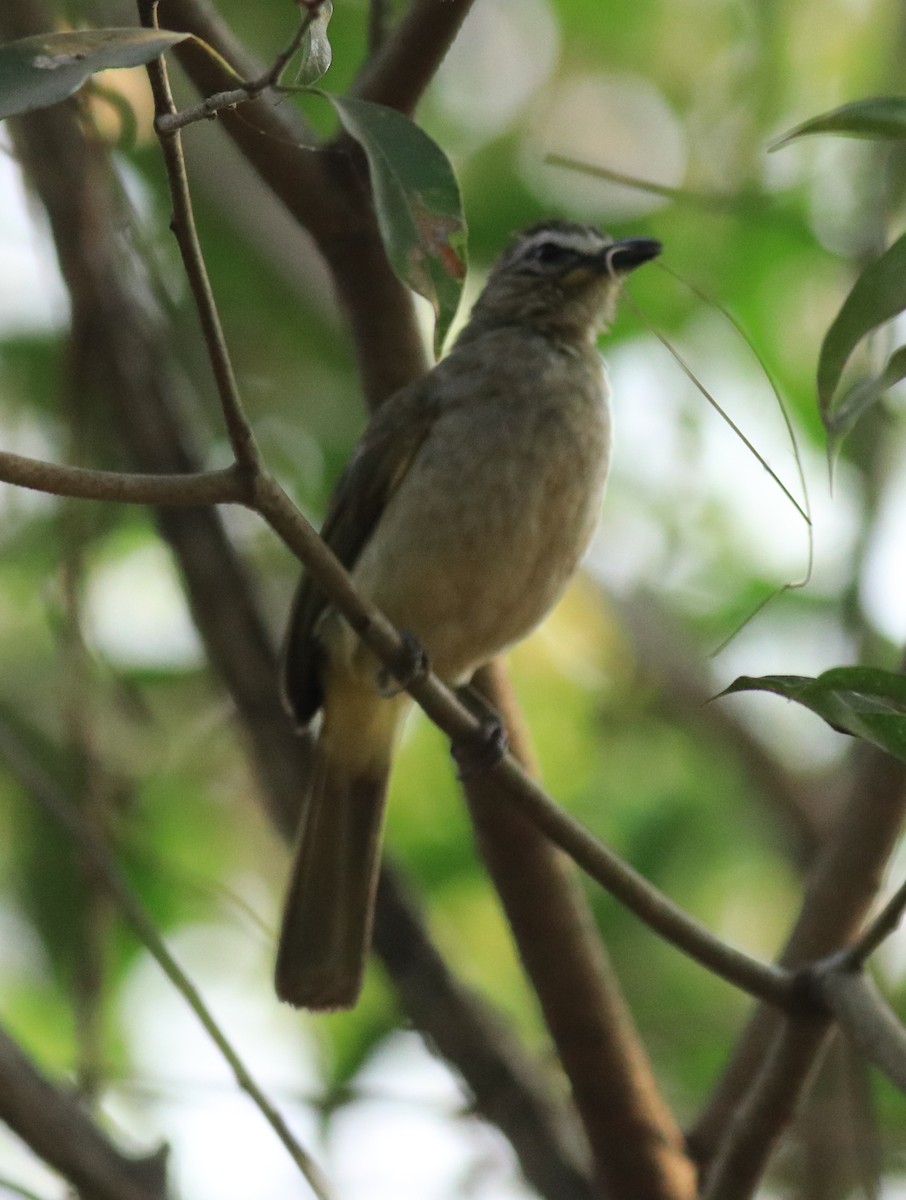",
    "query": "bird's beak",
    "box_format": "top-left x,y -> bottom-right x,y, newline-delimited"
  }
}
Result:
602,237 -> 662,274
